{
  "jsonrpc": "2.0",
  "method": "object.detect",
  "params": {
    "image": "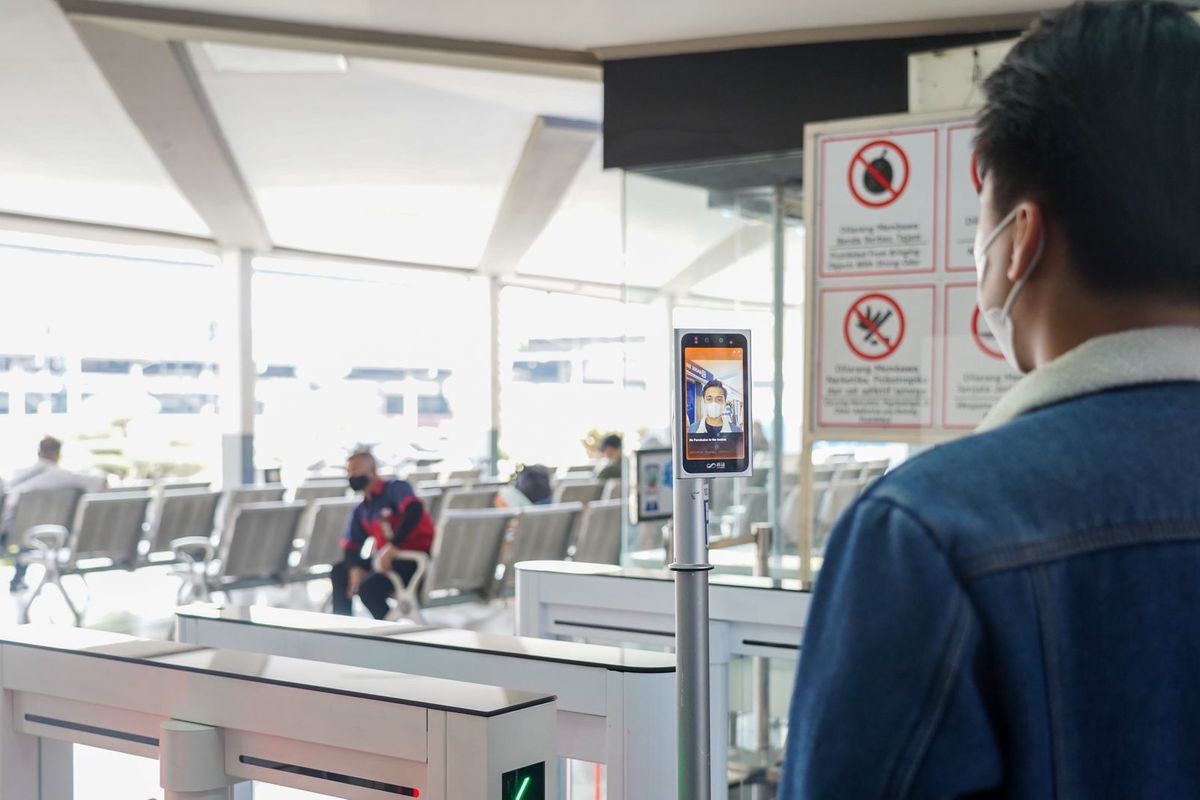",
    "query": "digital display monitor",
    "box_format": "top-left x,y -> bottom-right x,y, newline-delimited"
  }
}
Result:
633,447 -> 673,522
676,330 -> 752,478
